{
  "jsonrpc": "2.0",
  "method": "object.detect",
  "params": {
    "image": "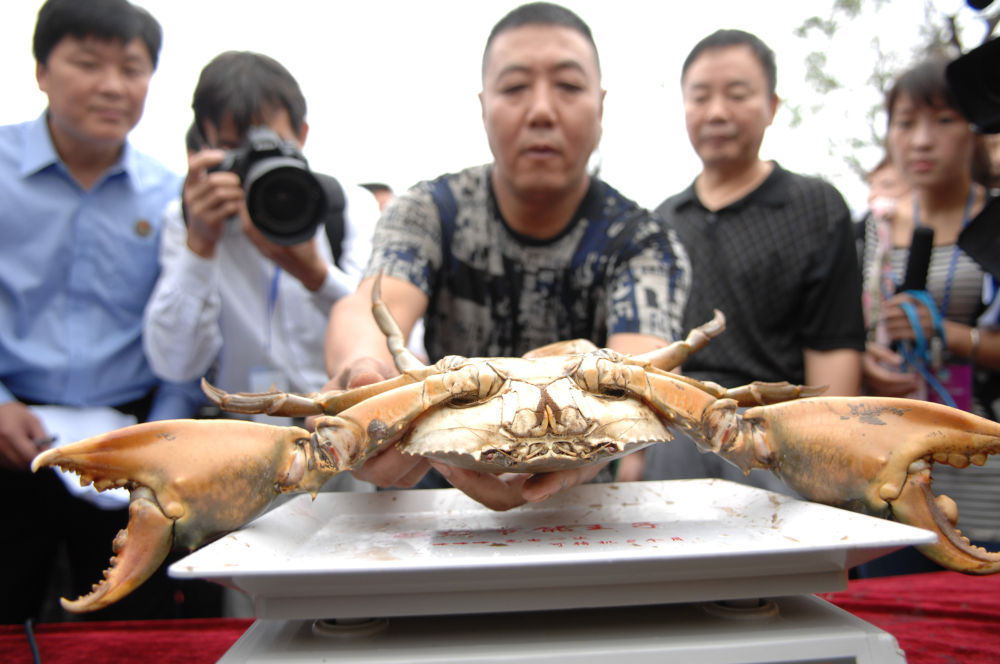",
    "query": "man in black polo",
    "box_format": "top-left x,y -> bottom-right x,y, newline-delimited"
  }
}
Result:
623,29 -> 865,488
